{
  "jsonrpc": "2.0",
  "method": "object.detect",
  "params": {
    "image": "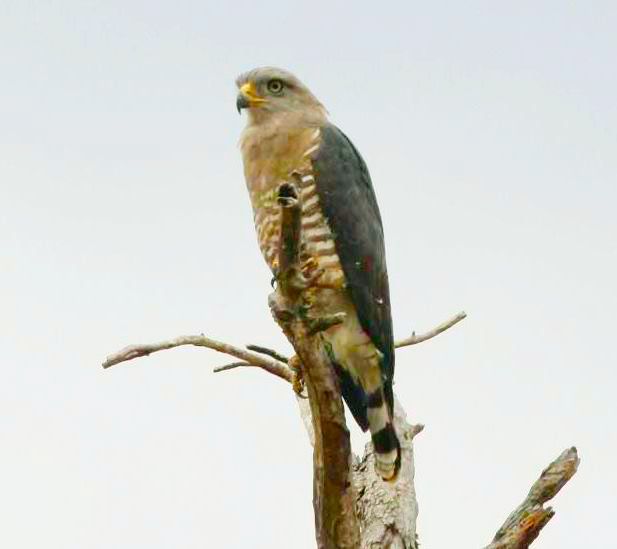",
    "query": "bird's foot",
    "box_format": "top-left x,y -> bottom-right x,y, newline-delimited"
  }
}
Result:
300,257 -> 325,288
